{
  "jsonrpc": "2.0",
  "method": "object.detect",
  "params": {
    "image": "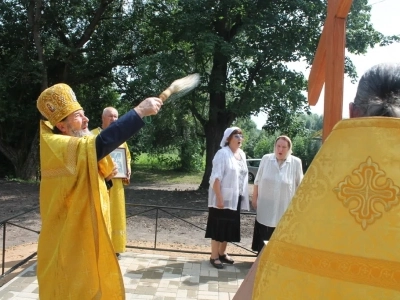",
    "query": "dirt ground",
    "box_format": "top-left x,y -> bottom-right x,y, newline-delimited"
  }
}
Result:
0,179 -> 256,285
